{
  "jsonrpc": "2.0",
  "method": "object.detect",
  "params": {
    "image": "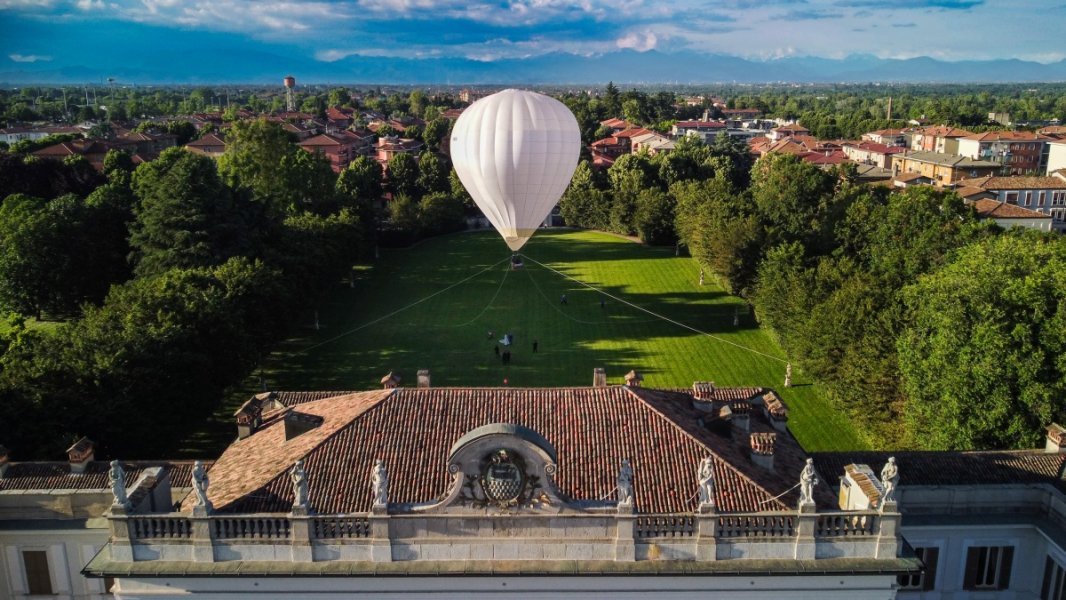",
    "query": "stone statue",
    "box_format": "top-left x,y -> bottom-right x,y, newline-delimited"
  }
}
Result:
290,460 -> 309,509
191,460 -> 211,509
784,362 -> 793,388
372,459 -> 388,507
617,458 -> 634,506
697,457 -> 715,508
109,460 -> 130,509
881,457 -> 899,504
799,458 -> 817,506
